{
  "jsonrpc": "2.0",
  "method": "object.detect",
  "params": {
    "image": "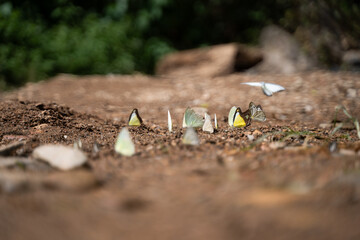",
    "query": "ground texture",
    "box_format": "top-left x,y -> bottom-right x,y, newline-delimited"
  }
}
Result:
1,71 -> 360,240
